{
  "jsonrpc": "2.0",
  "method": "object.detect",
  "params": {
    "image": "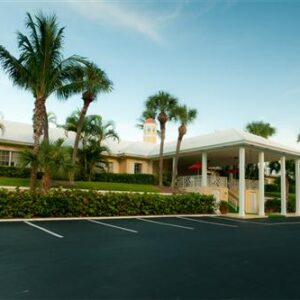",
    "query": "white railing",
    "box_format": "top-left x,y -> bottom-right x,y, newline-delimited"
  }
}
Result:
176,175 -> 227,189
228,179 -> 259,191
